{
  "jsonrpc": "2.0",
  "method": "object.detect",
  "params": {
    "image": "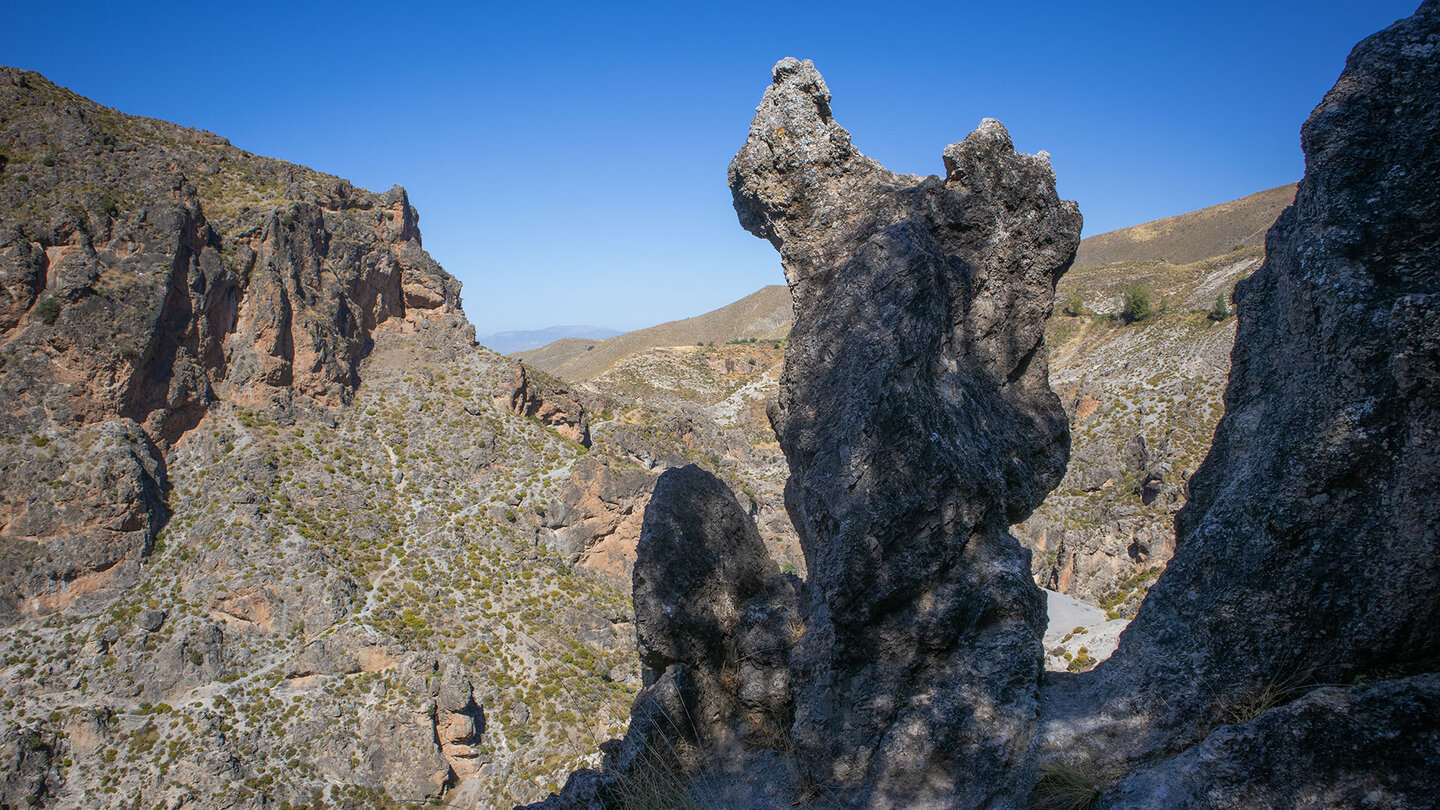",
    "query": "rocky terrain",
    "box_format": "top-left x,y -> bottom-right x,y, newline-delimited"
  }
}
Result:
1039,3 -> 1440,804
532,213 -> 1283,623
5,0 -> 1437,806
0,67 -> 647,808
531,3 -> 1439,807
1020,246 -> 1264,612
